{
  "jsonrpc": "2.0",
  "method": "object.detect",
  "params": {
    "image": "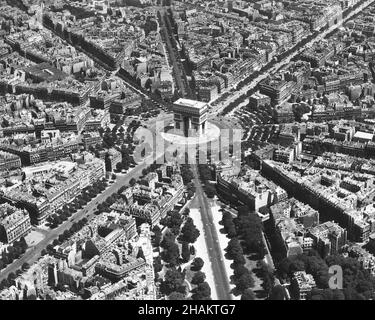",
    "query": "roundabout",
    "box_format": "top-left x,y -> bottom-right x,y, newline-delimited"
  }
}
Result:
160,121 -> 221,146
